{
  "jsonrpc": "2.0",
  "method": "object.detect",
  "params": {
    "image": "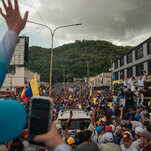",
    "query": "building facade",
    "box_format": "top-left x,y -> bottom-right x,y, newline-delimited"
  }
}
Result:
112,37 -> 151,83
0,36 -> 40,93
88,72 -> 112,88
